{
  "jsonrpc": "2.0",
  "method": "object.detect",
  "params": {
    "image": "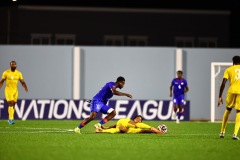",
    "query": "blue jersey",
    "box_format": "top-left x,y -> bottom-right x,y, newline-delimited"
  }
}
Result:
92,82 -> 116,104
171,78 -> 188,97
